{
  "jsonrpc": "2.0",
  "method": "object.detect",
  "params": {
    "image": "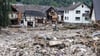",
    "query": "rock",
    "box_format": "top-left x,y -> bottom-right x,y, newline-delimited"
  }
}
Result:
93,37 -> 99,40
48,40 -> 64,47
34,36 -> 47,46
